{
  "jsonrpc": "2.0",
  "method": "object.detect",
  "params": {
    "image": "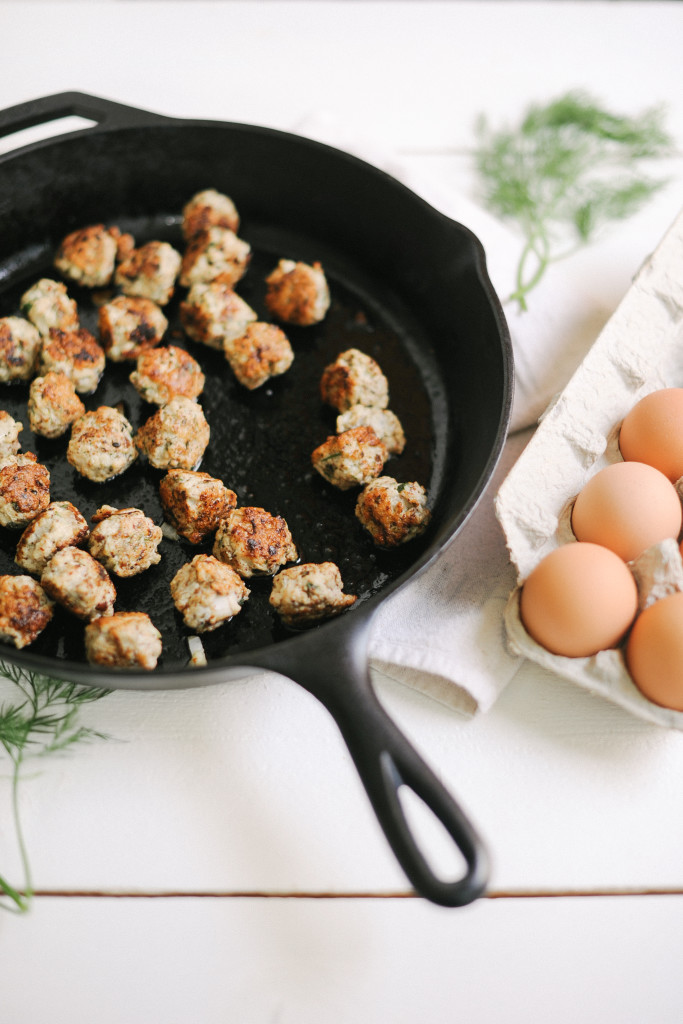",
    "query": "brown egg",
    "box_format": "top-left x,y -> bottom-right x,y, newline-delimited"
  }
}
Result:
571,461 -> 682,562
619,387 -> 683,483
626,591 -> 683,711
519,542 -> 638,658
